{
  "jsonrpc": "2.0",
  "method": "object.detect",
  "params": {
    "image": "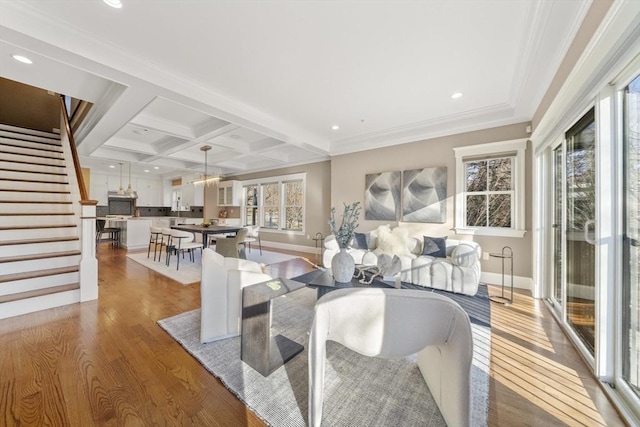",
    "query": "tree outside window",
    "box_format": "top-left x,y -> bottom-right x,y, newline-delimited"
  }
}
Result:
244,185 -> 258,226
465,157 -> 513,228
284,180 -> 304,231
262,183 -> 279,228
